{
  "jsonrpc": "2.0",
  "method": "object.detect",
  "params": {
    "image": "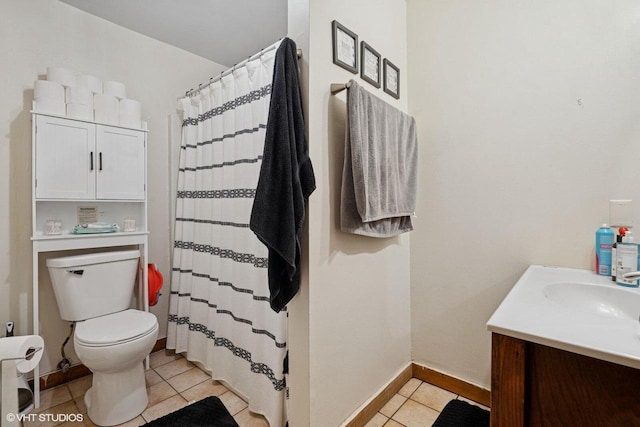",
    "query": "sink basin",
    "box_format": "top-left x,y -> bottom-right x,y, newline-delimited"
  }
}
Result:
544,282 -> 640,321
487,265 -> 640,370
